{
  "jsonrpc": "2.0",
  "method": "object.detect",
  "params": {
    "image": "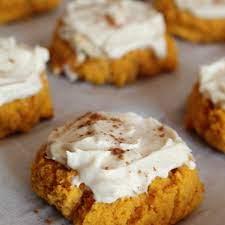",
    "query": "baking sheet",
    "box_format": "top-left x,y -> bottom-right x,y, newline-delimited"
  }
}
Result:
1,1 -> 225,225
